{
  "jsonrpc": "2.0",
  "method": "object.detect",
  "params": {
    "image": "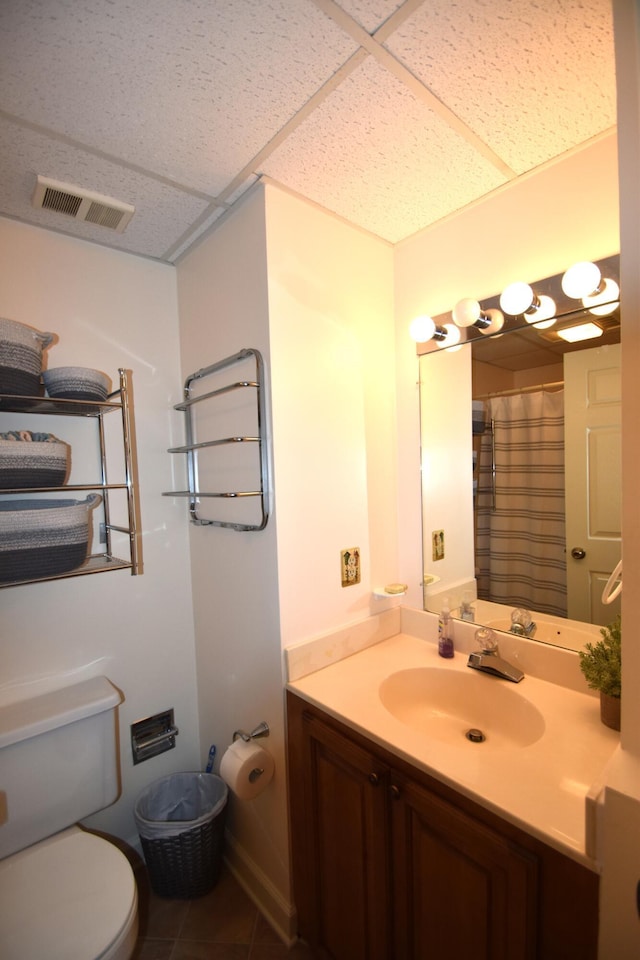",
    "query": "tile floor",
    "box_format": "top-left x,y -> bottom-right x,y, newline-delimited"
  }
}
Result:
132,862 -> 315,959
